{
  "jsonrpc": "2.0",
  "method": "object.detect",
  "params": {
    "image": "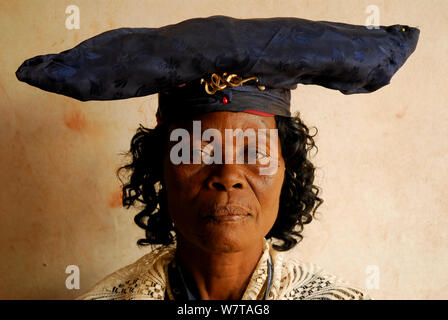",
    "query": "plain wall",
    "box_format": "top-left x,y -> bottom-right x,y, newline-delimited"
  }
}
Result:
0,0 -> 446,299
